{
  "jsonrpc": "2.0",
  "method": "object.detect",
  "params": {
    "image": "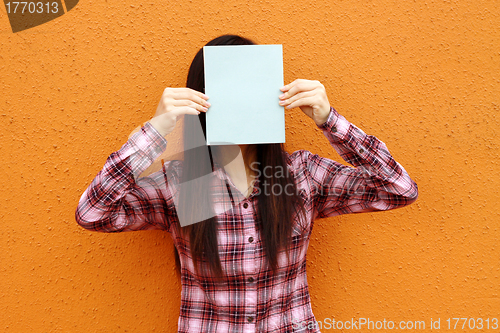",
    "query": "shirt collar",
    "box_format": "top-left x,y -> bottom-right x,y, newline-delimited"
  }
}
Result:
211,160 -> 260,199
